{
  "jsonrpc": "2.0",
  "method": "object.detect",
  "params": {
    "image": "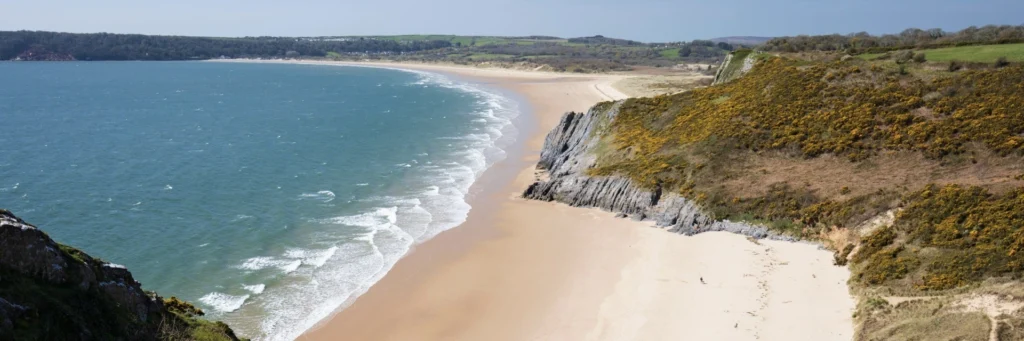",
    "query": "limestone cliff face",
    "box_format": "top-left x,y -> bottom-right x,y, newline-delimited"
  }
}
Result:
523,104 -> 792,241
0,209 -> 242,341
